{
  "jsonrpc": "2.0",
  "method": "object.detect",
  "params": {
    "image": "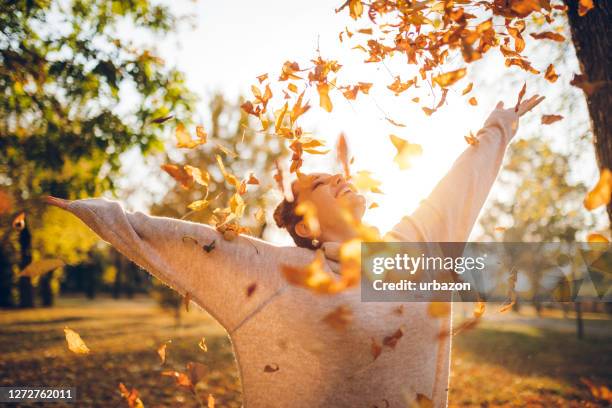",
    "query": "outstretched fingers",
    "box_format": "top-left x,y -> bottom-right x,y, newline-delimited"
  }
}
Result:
517,95 -> 545,116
